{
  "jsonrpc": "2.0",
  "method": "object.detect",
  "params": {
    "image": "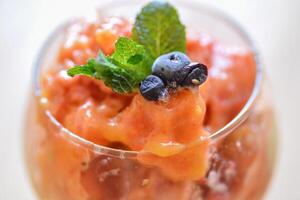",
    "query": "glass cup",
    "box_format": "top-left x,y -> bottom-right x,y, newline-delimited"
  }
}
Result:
24,0 -> 277,199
